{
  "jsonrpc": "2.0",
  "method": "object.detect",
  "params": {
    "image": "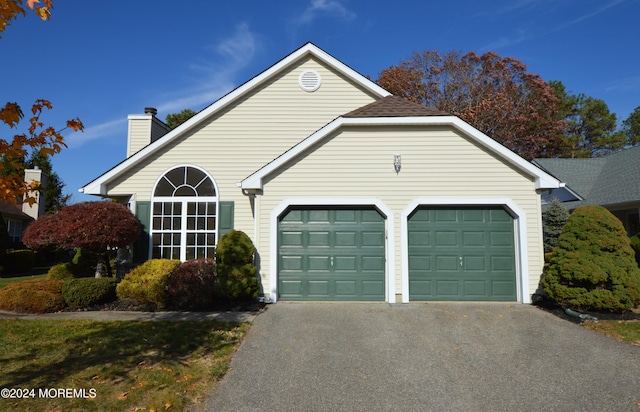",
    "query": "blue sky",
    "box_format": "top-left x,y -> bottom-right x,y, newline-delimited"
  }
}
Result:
2,0 -> 639,204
